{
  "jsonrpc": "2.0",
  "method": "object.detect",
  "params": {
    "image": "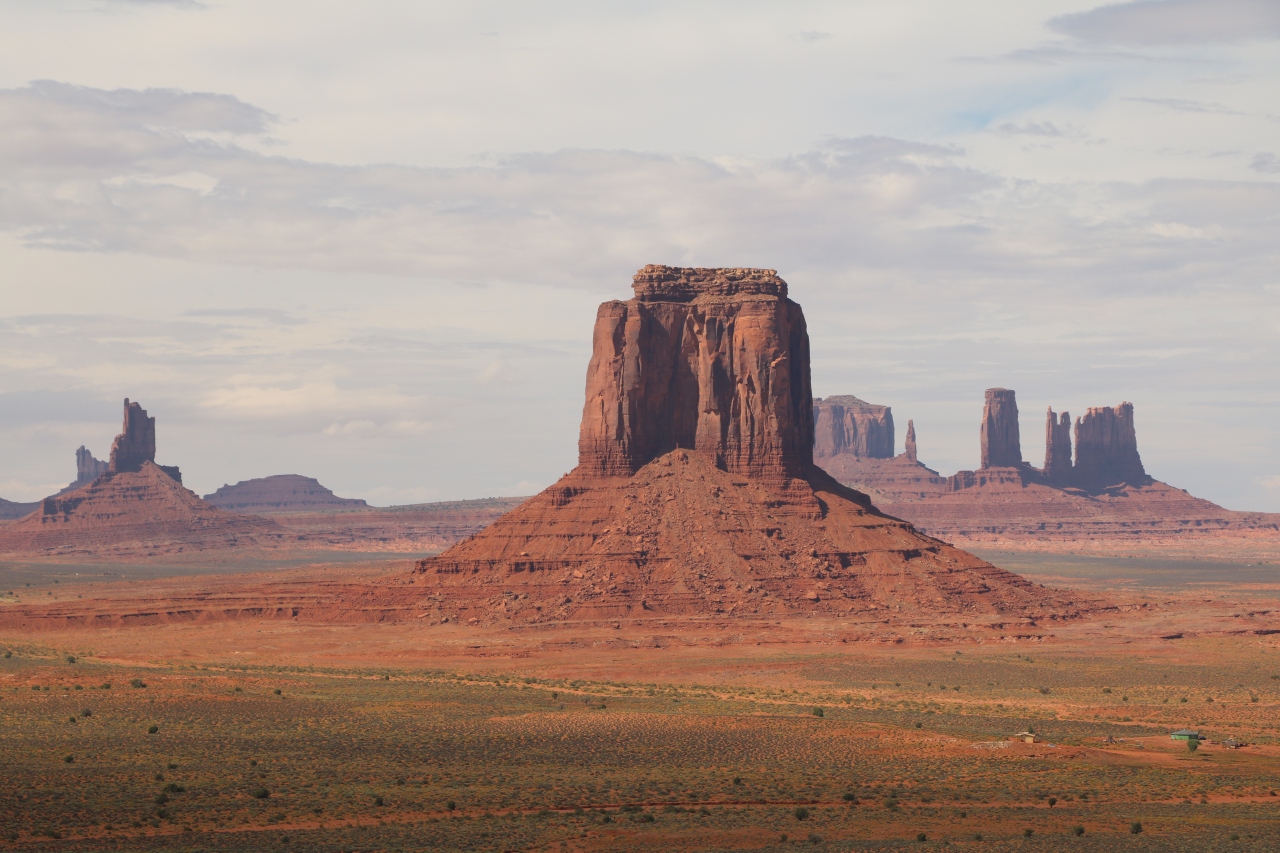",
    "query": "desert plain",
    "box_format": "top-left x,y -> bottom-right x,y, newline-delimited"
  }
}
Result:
3,548 -> 1280,853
